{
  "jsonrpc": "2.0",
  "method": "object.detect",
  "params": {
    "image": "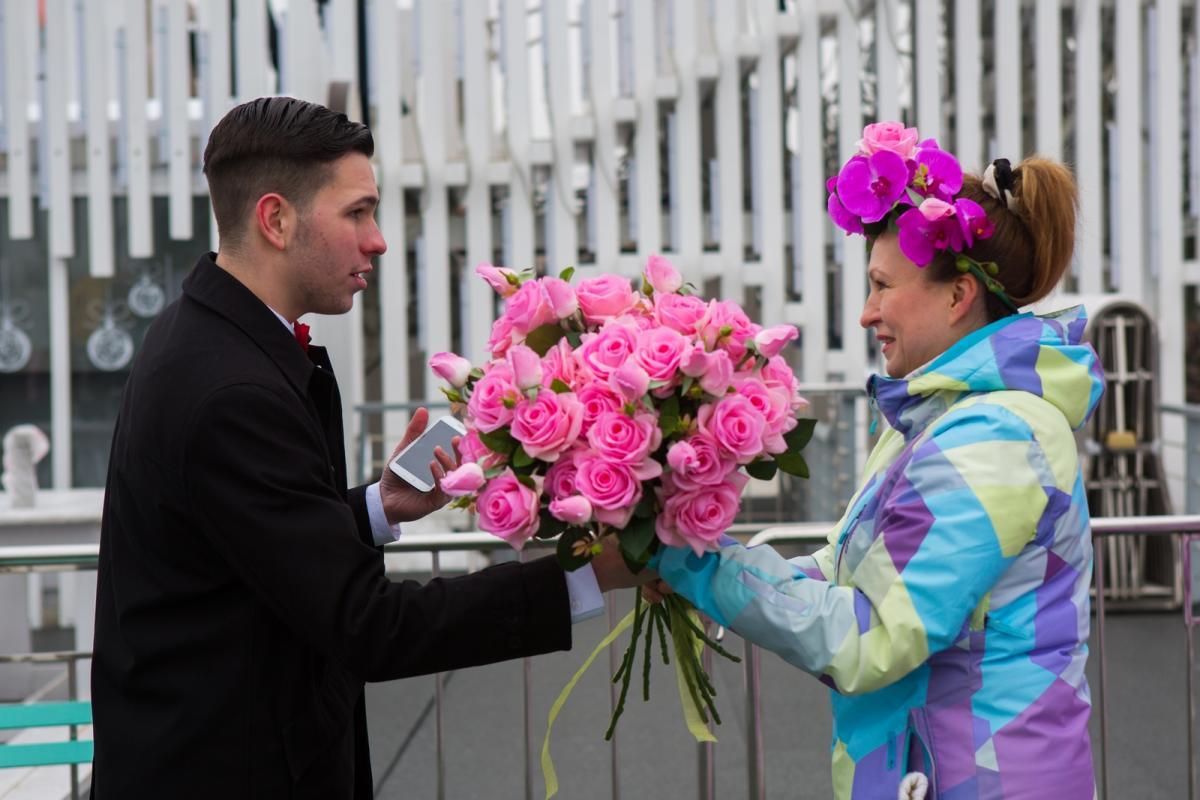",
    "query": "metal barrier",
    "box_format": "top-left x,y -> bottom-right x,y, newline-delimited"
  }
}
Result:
5,516 -> 1200,798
